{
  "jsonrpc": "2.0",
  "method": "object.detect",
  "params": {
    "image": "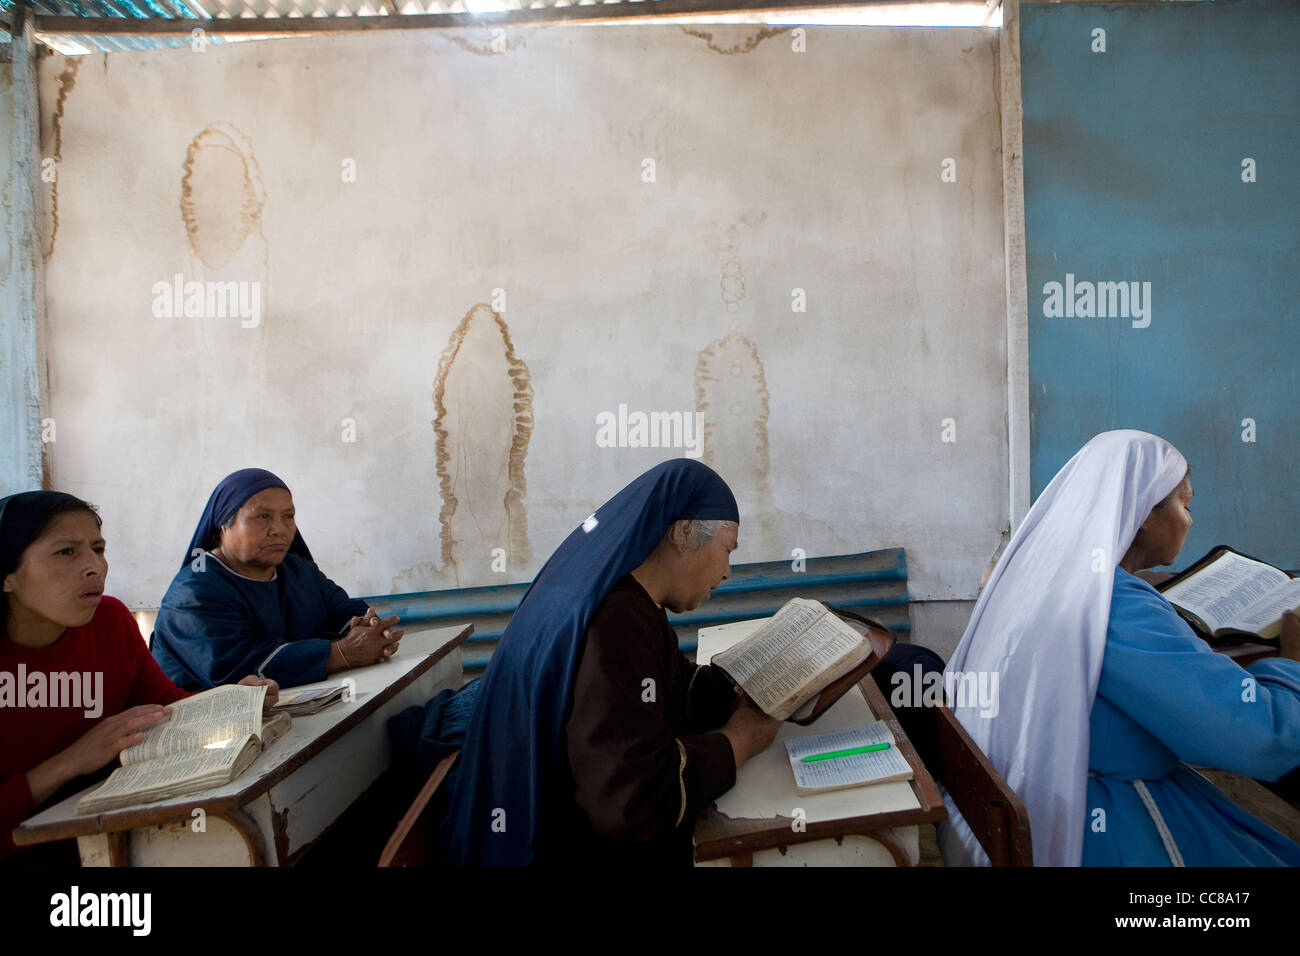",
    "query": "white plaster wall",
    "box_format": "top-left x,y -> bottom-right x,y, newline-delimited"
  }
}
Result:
37,24 -> 1007,608
909,599 -> 977,662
